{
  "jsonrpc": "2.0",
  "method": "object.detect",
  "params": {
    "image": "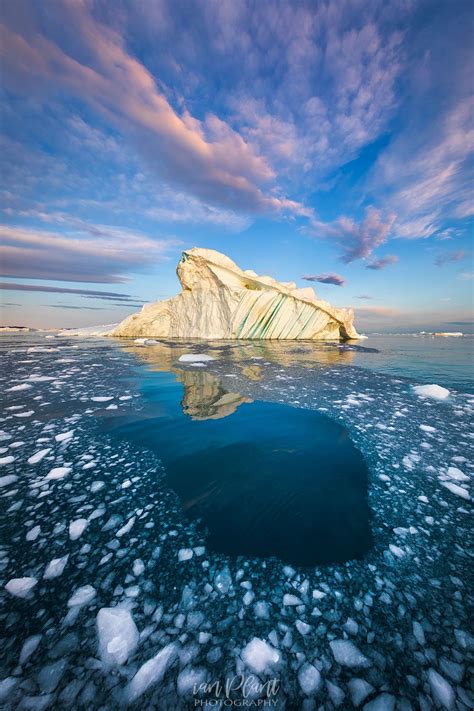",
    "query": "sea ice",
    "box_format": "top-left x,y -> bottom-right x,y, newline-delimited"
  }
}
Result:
46,466 -> 72,480
67,585 -> 96,608
427,669 -> 455,709
413,384 -> 450,400
363,693 -> 396,711
0,456 -> 15,466
330,640 -> 371,668
27,448 -> 51,464
19,634 -> 42,665
55,430 -> 74,442
7,383 -> 32,391
124,643 -> 177,703
178,354 -> 215,362
283,593 -> 302,606
5,577 -> 38,598
178,548 -> 193,561
241,638 -> 280,674
0,474 -> 17,487
43,555 -> 69,580
348,678 -> 374,706
96,607 -> 139,666
440,481 -> 470,500
69,518 -> 89,540
298,662 -> 321,695
446,466 -> 469,482
177,667 -> 207,696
